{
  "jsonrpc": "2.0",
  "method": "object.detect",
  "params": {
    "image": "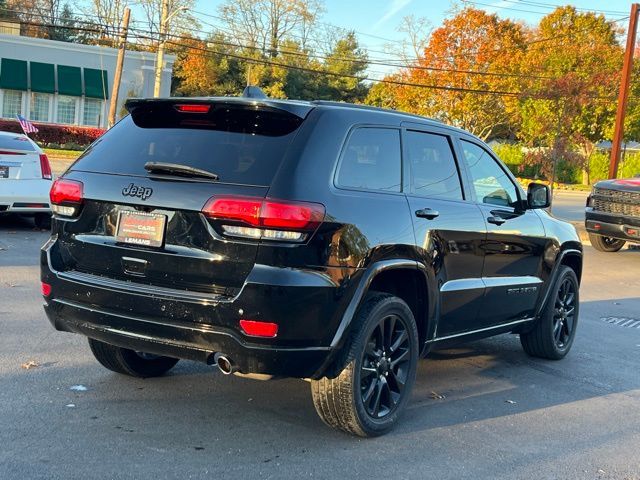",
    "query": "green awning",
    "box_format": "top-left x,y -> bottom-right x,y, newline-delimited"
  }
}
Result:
30,62 -> 55,93
0,58 -> 28,90
57,65 -> 82,96
84,68 -> 109,99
